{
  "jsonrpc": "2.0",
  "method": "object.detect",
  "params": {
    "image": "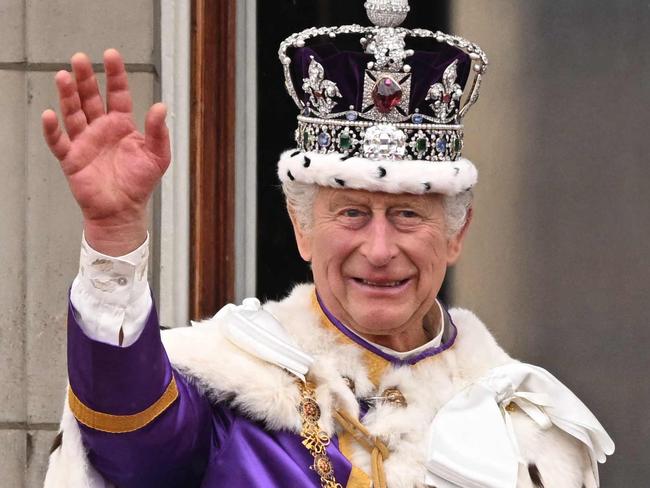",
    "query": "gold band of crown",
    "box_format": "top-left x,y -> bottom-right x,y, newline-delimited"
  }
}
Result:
68,376 -> 179,433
